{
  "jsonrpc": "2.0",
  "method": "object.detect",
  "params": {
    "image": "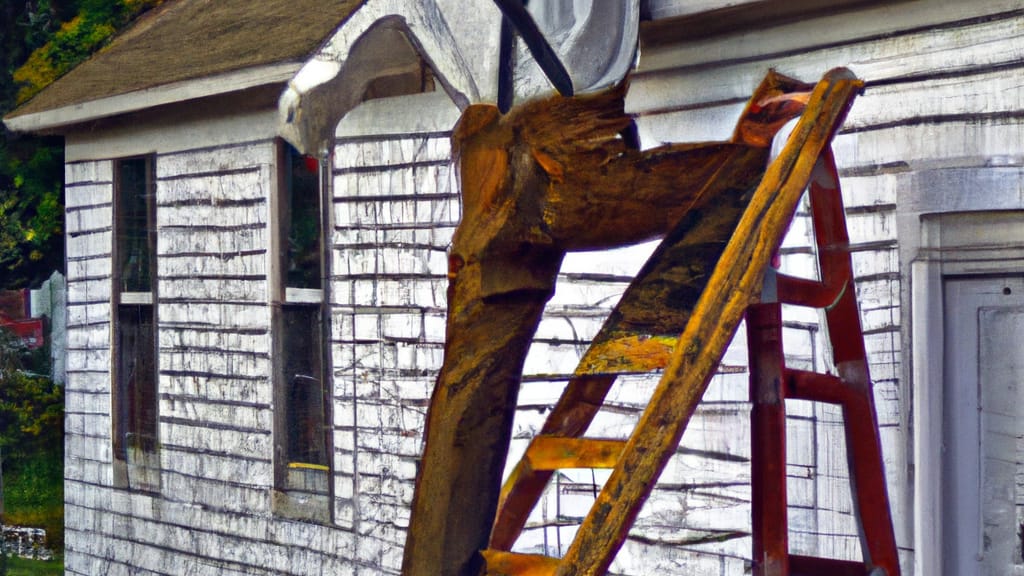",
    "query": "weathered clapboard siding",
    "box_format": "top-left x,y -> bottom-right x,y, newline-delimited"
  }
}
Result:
52,3 -> 1024,574
329,121 -> 456,572
62,159 -> 117,575
151,140 -> 333,573
62,131 -> 370,574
